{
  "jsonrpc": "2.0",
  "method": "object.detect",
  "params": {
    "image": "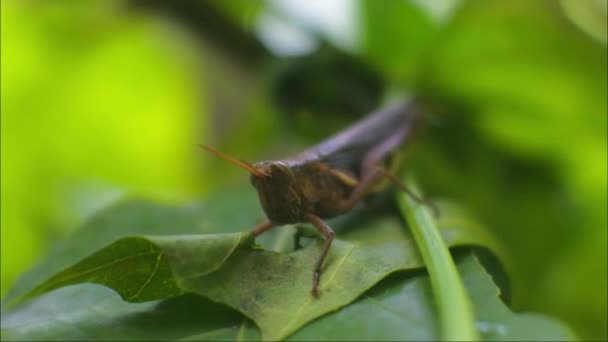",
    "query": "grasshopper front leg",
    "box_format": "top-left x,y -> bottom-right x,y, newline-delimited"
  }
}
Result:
306,214 -> 335,298
252,217 -> 335,298
252,219 -> 274,237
